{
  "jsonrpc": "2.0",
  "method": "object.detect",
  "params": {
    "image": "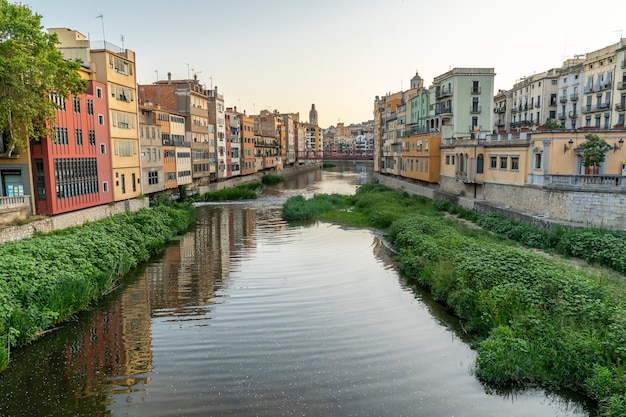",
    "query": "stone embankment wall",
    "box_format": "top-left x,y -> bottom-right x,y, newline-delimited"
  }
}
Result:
0,163 -> 322,245
374,173 -> 626,230
196,162 -> 321,195
0,199 -> 149,244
